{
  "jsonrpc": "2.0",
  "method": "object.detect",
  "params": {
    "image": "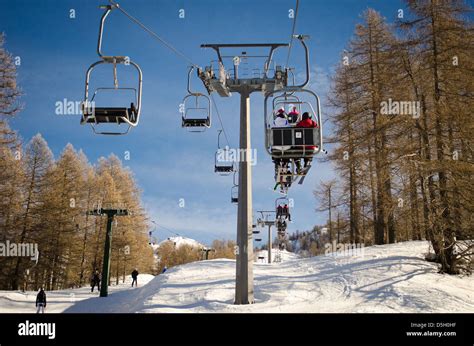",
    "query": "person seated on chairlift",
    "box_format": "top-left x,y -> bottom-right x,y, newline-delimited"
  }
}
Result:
277,204 -> 283,218
273,108 -> 288,127
272,112 -> 291,172
295,112 -> 318,172
283,204 -> 291,221
297,111 -> 318,129
284,167 -> 292,188
287,106 -> 300,124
